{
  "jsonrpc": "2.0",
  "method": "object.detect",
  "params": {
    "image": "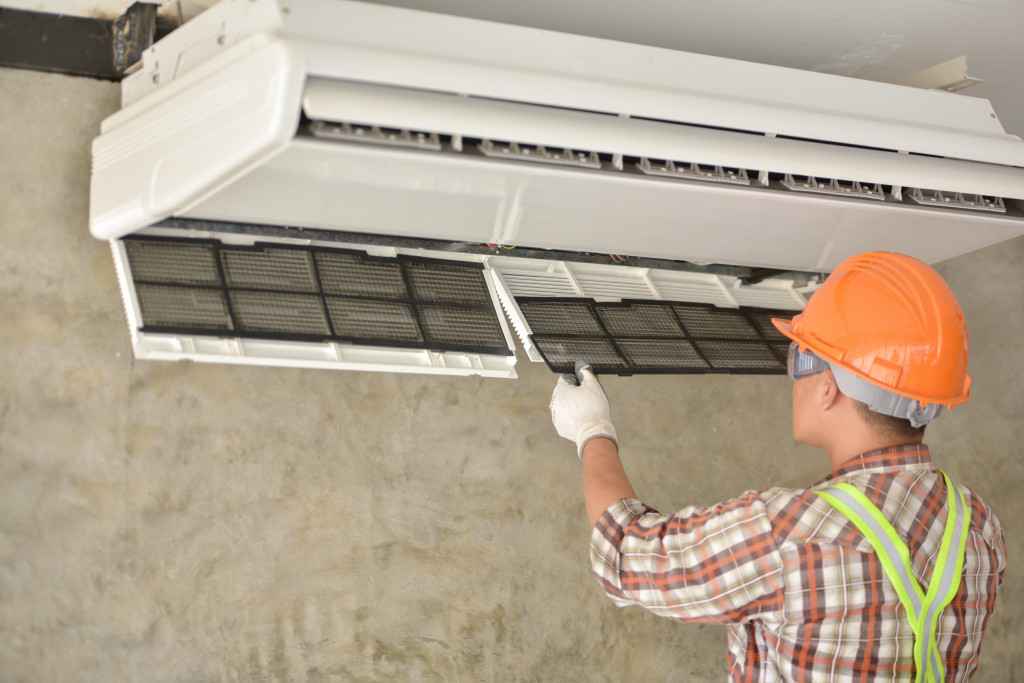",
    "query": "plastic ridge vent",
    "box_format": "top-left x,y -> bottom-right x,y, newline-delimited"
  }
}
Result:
122,236 -> 512,356
517,298 -> 792,374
